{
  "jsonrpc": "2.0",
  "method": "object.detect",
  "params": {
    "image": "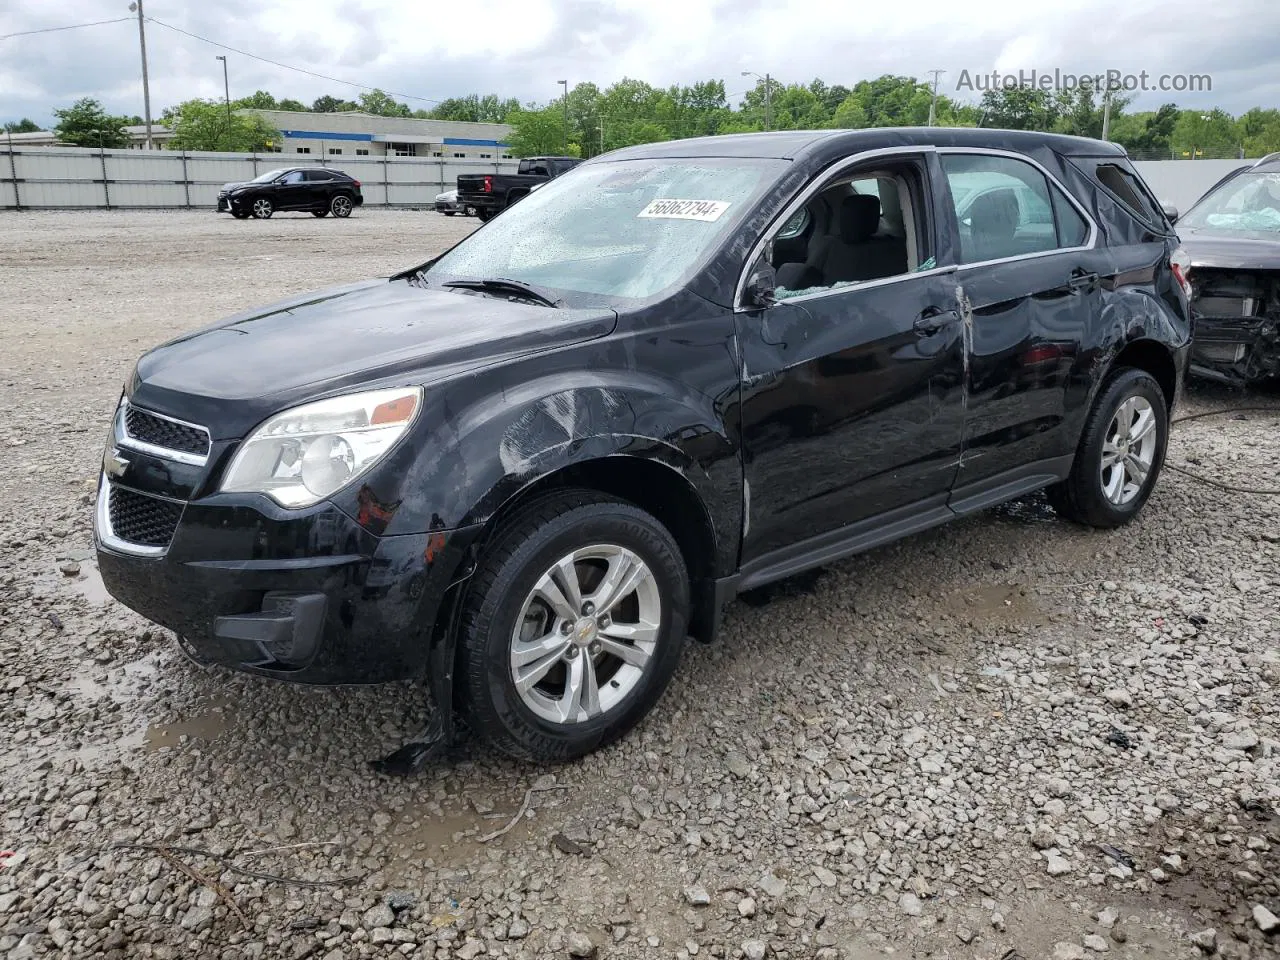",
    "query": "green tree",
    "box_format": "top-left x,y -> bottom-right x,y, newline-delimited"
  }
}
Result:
166,99 -> 280,151
831,94 -> 868,129
357,89 -> 411,117
235,90 -> 277,110
1110,103 -> 1179,156
311,94 -> 359,113
3,118 -> 41,133
1171,108 -> 1240,159
277,98 -> 307,112
52,97 -> 130,147
1238,107 -> 1280,156
506,105 -> 573,157
431,94 -> 520,123
977,86 -> 1061,130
